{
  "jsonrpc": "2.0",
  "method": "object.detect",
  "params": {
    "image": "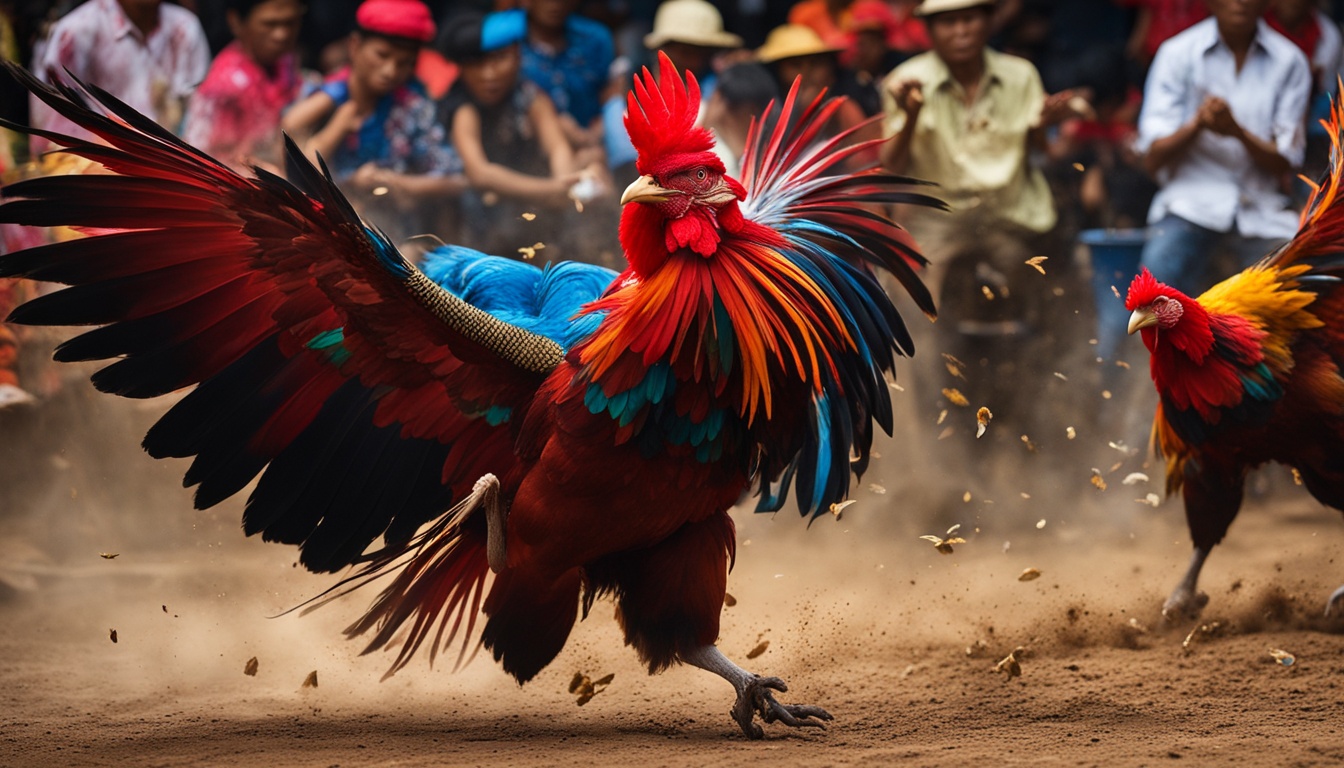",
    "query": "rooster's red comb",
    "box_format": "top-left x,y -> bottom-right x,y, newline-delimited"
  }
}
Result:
625,52 -> 719,176
1125,267 -> 1165,311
